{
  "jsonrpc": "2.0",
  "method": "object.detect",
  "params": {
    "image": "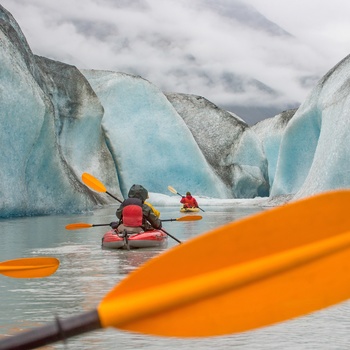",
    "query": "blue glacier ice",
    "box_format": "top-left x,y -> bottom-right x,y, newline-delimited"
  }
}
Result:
0,5 -> 120,217
1,4 -> 350,218
166,93 -> 269,198
252,109 -> 296,187
81,70 -> 229,199
271,55 -> 350,199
